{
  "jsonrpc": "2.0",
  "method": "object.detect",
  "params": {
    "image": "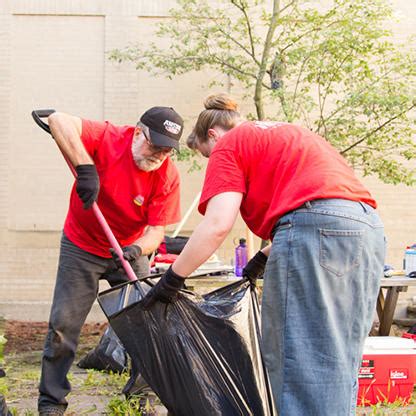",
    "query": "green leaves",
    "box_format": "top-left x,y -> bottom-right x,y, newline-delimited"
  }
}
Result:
0,335 -> 6,363
109,0 -> 416,185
